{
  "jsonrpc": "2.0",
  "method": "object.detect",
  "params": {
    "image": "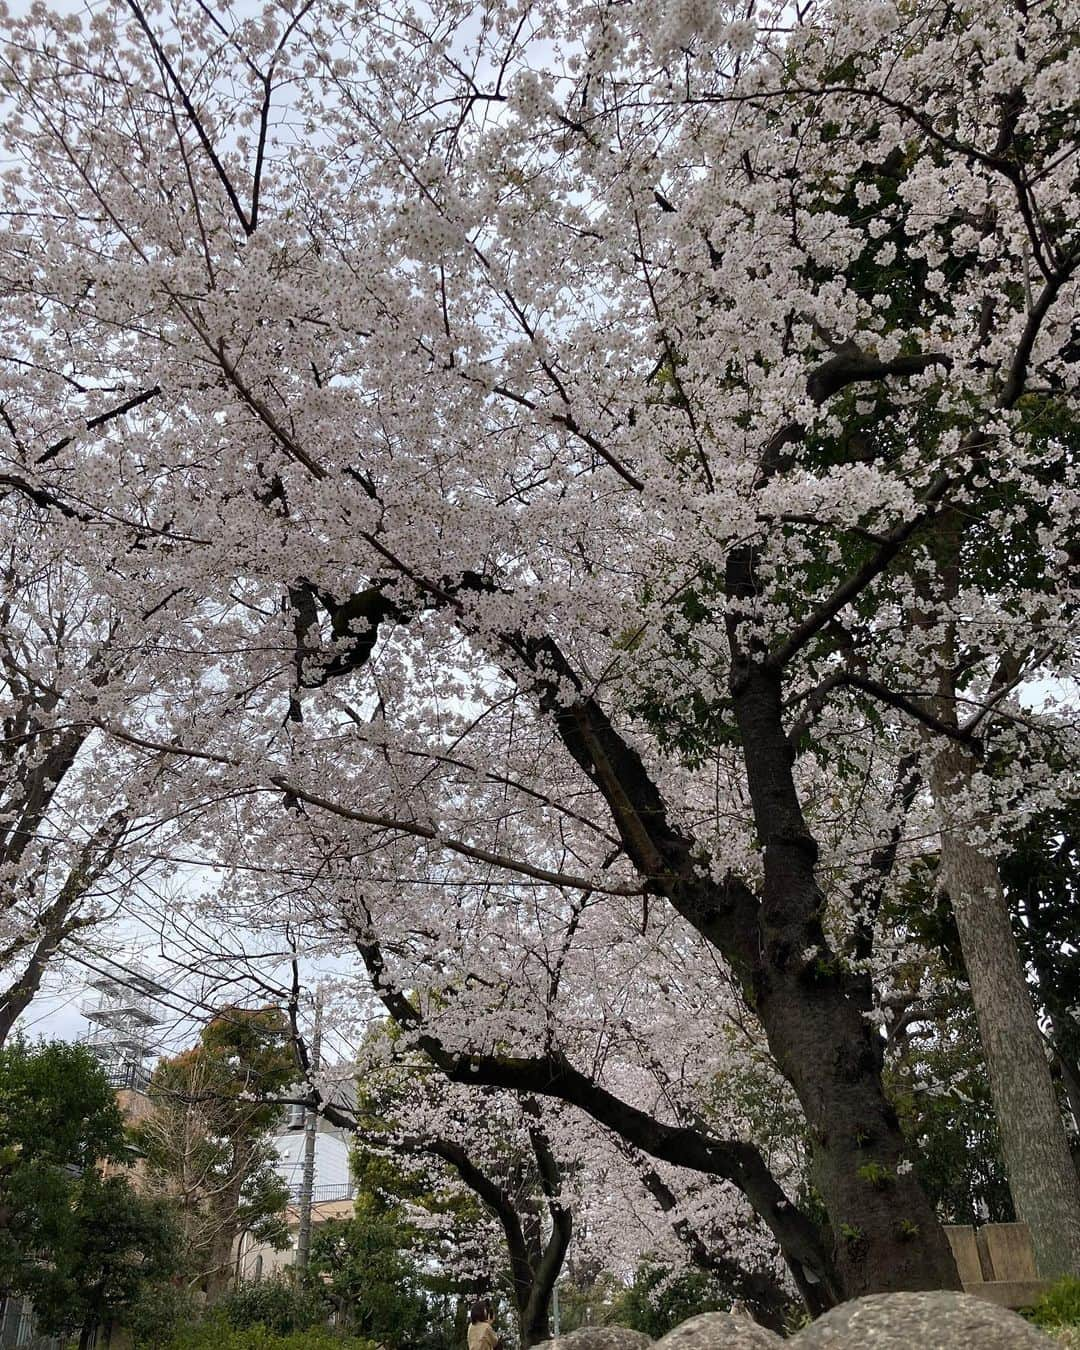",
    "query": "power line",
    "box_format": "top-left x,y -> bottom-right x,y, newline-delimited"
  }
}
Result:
64,944 -> 359,1077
